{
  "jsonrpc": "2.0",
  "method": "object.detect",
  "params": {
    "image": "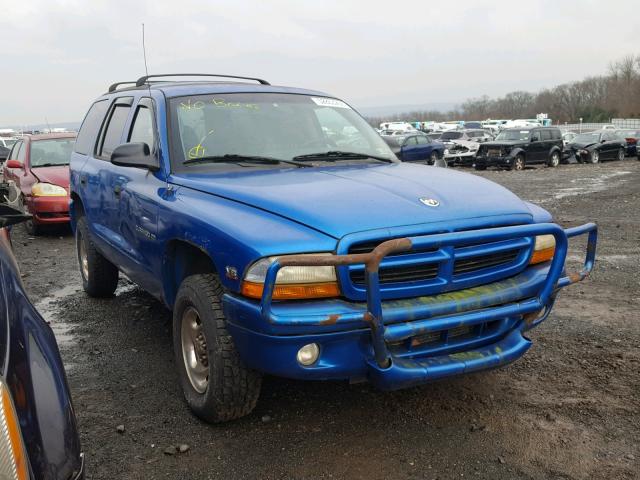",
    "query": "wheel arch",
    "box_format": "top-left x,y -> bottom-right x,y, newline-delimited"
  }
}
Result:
162,239 -> 218,308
